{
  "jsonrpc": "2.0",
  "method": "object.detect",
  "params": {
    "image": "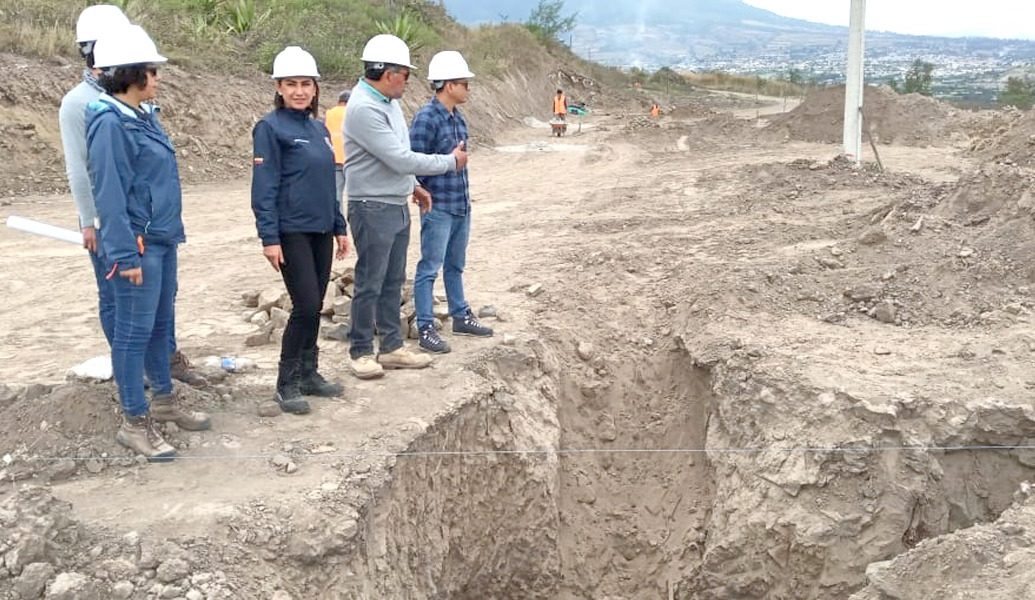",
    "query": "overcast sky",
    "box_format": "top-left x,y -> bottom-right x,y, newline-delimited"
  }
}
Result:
744,0 -> 1035,40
